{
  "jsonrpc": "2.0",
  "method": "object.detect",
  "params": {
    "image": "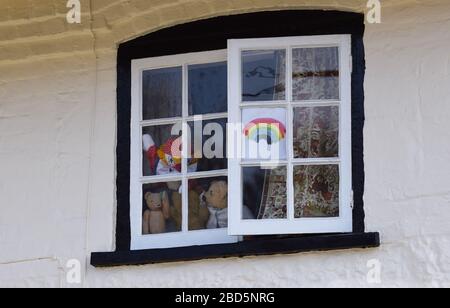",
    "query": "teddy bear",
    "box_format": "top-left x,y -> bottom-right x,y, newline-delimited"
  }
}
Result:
142,190 -> 170,235
204,180 -> 255,229
204,180 -> 229,229
169,182 -> 210,231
